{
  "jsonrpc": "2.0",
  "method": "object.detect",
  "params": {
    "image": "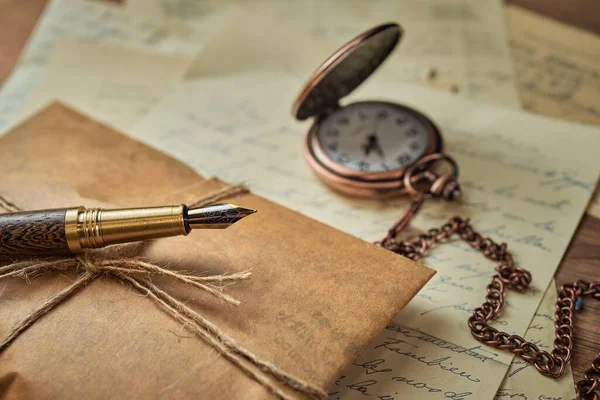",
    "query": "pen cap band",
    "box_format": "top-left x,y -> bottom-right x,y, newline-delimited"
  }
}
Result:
65,206 -> 85,253
65,205 -> 187,252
